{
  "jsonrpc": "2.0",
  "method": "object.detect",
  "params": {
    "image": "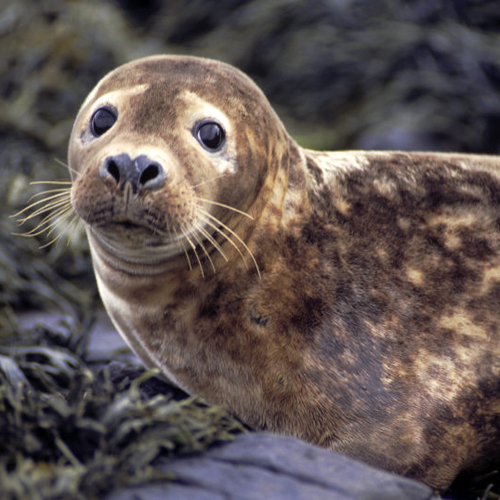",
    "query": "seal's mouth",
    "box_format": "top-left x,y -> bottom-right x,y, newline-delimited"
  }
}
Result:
110,220 -> 149,231
120,221 -> 140,230
94,218 -> 164,234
